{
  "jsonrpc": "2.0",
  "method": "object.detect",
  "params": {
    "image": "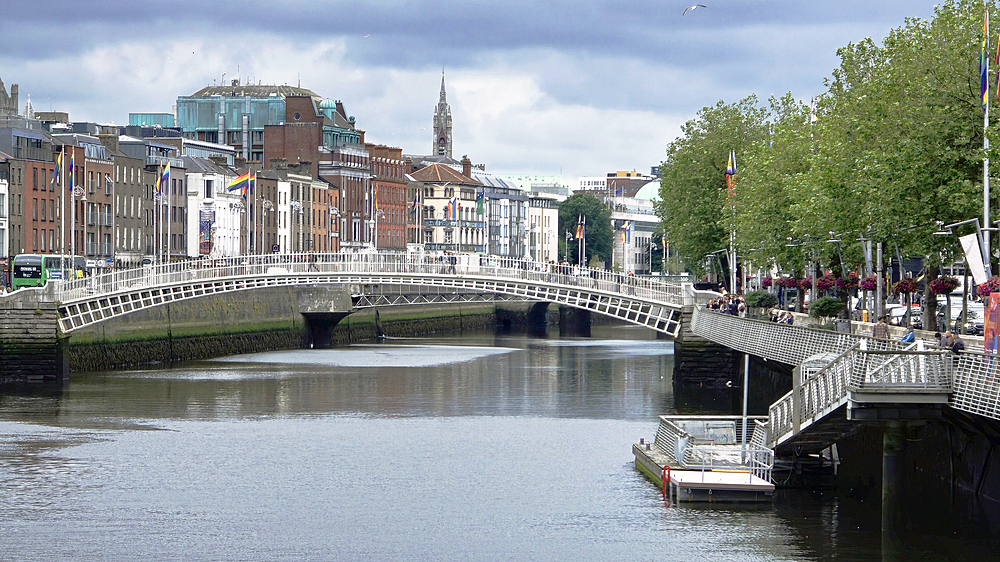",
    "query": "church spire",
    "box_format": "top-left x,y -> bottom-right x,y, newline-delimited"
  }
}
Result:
432,69 -> 453,159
